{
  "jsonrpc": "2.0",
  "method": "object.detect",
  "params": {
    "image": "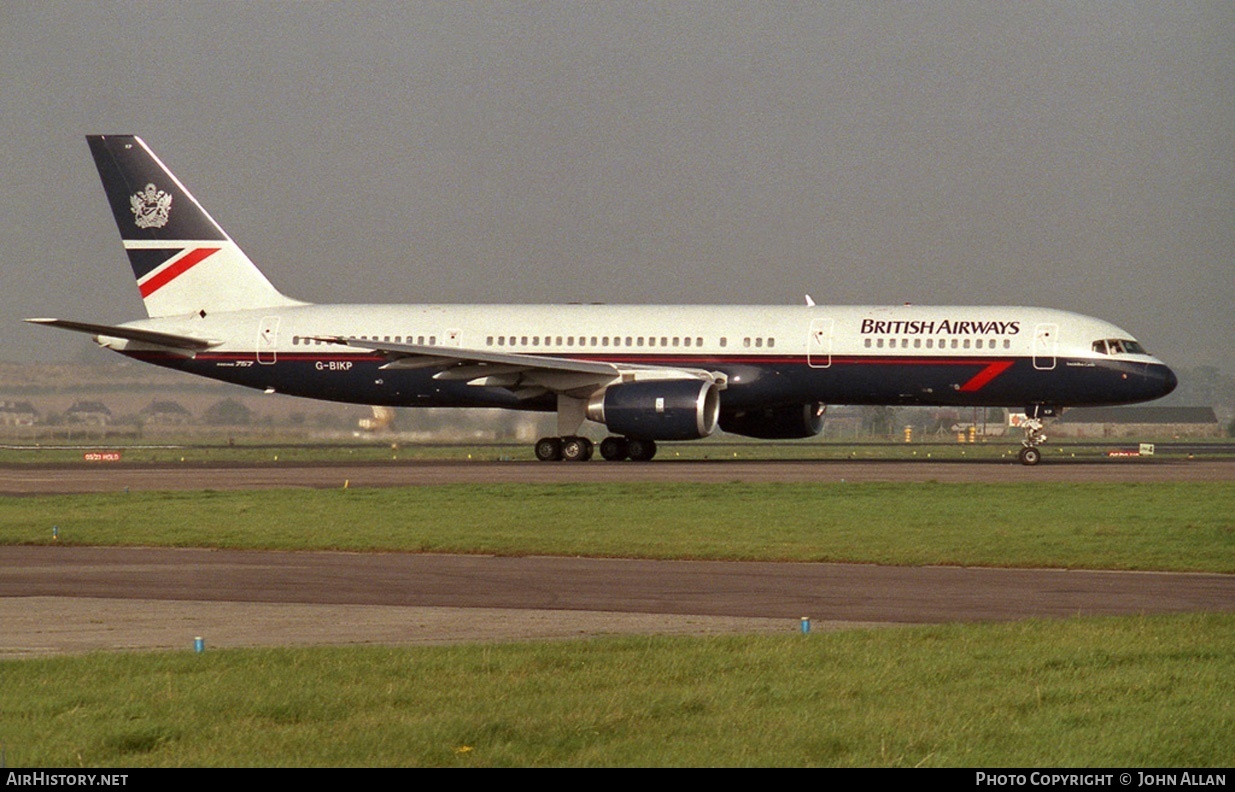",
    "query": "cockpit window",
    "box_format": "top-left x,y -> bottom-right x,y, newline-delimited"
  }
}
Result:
1093,338 -> 1147,356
